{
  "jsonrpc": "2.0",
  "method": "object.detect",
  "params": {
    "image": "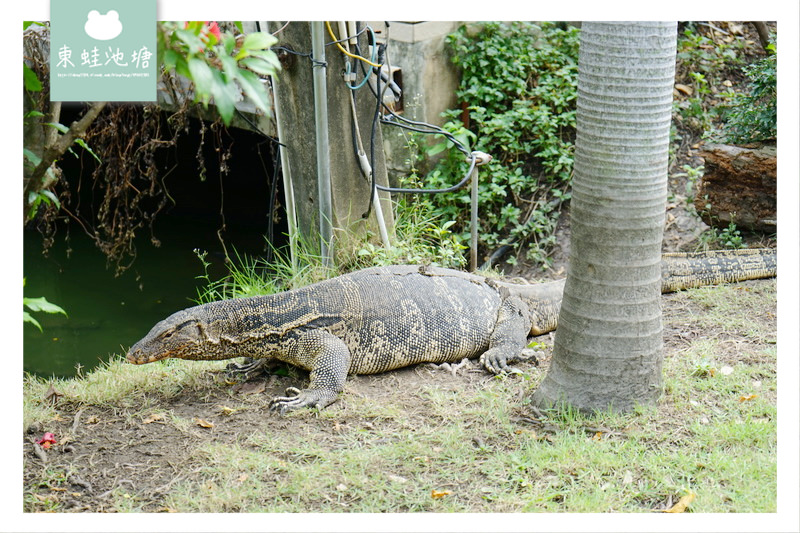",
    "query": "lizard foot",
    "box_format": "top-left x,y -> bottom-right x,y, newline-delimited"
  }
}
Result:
427,357 -> 472,377
479,348 -> 524,375
480,346 -> 542,375
269,387 -> 338,415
